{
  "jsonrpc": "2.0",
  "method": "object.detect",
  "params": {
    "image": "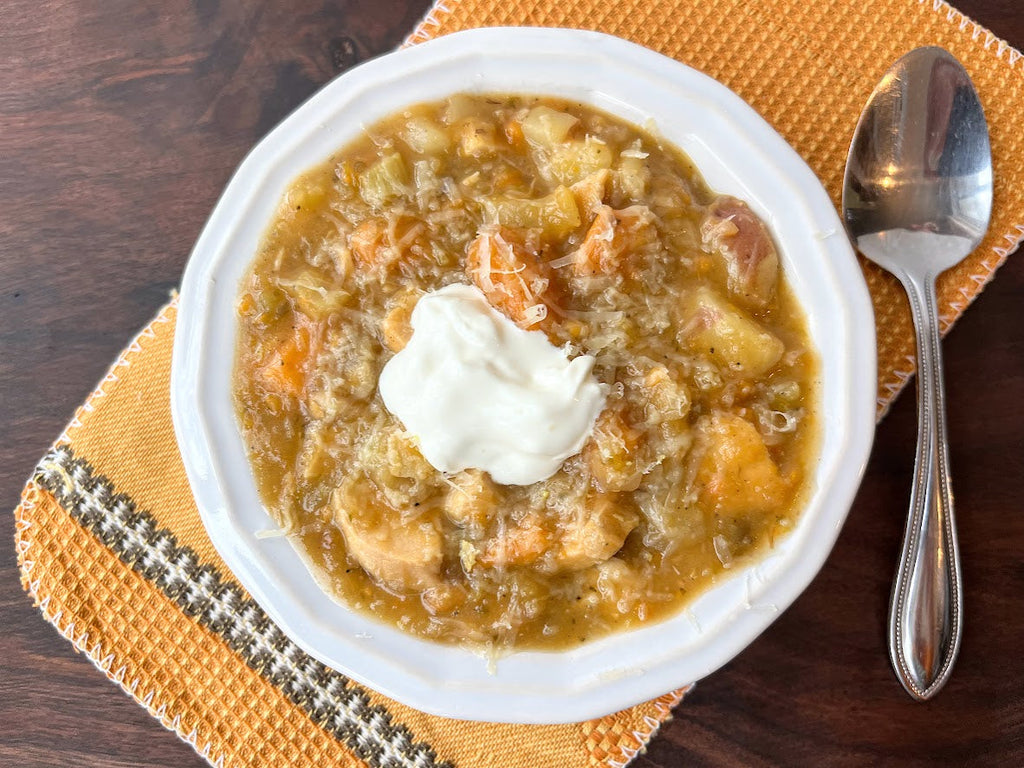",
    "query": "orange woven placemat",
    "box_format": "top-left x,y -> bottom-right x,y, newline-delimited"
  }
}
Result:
13,1 -> 1024,767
